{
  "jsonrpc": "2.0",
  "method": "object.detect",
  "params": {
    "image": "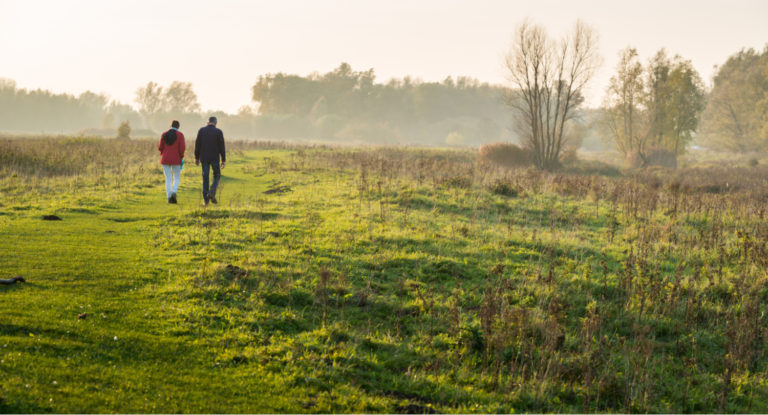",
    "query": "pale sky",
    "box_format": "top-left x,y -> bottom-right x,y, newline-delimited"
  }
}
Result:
1,0 -> 766,113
